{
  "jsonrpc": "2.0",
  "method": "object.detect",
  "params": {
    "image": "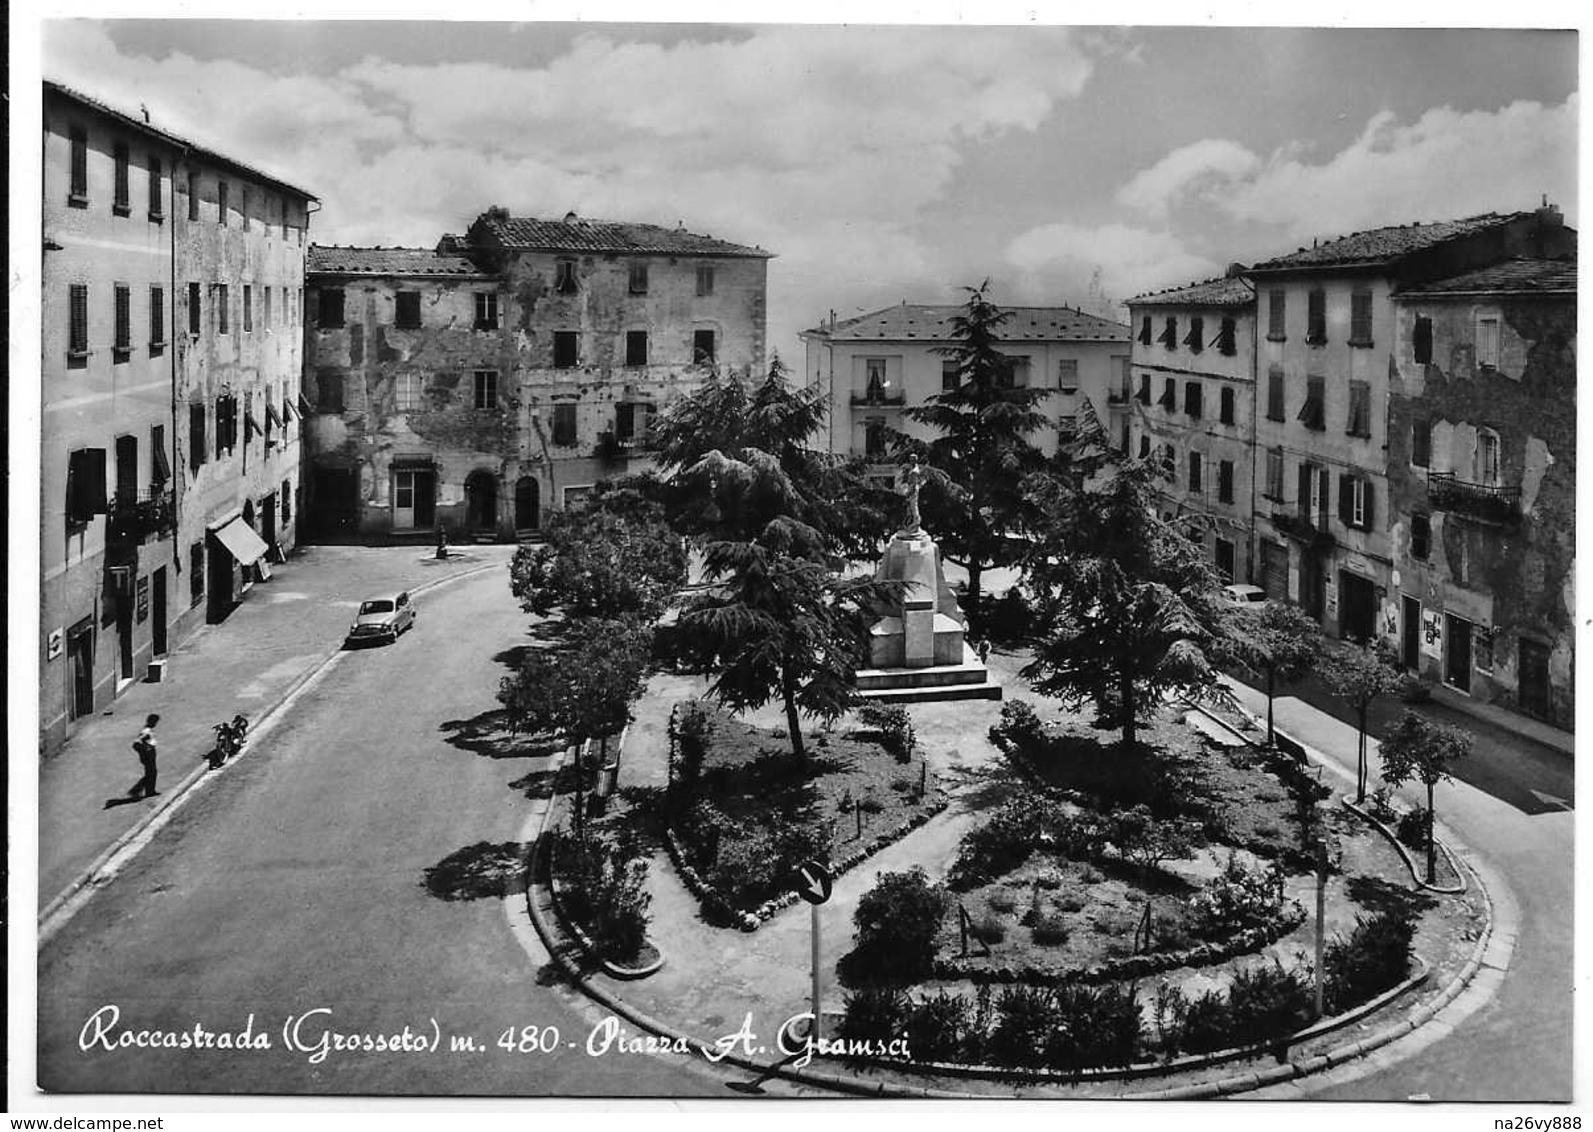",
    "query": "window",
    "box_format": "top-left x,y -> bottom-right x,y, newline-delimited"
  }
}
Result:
395,291 -> 421,329
1137,373 -> 1151,405
1137,315 -> 1152,345
1159,316 -> 1178,349
475,291 -> 498,329
1298,375 -> 1325,430
1350,290 -> 1373,346
243,285 -> 253,333
615,402 -> 636,443
318,288 -> 345,329
242,186 -> 251,231
1411,418 -> 1431,468
693,329 -> 717,365
865,358 -> 887,400
1411,514 -> 1431,560
68,284 -> 89,362
1346,380 -> 1371,438
626,331 -> 648,367
217,180 -> 229,225
1184,381 -> 1203,418
66,448 -> 108,525
1338,474 -> 1374,530
1476,317 -> 1500,369
190,543 -> 205,605
188,282 -> 201,336
1299,462 -> 1325,523
263,286 -> 273,329
1306,289 -> 1326,344
553,331 -> 579,369
147,155 -> 163,220
187,171 -> 200,221
1215,538 -> 1235,582
1057,358 -> 1079,393
1413,316 -> 1433,364
281,479 -> 291,524
1264,447 -> 1284,500
395,373 -> 422,411
114,434 -> 138,501
315,375 -> 344,414
629,261 -> 649,295
553,259 -> 579,295
218,394 -> 240,452
1219,386 -> 1235,425
696,264 -> 715,296
69,126 -> 89,204
1188,452 -> 1203,493
151,424 -> 169,486
1158,378 -> 1176,409
1138,435 -> 1151,459
864,418 -> 888,459
1266,367 -> 1285,421
1184,316 -> 1205,353
216,284 -> 229,334
1216,317 -> 1238,356
113,142 -> 131,214
149,286 -> 165,354
942,361 -> 960,392
1475,429 -> 1501,486
1161,444 -> 1176,479
1267,291 -> 1285,341
113,285 -> 131,360
552,403 -> 578,447
189,402 -> 207,472
474,370 -> 499,410
1218,459 -> 1235,504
